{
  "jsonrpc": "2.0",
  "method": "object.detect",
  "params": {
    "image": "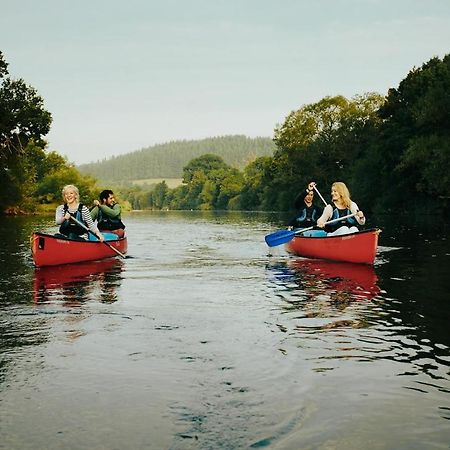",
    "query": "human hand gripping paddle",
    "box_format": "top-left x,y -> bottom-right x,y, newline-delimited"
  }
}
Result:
264,213 -> 358,247
69,215 -> 127,259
